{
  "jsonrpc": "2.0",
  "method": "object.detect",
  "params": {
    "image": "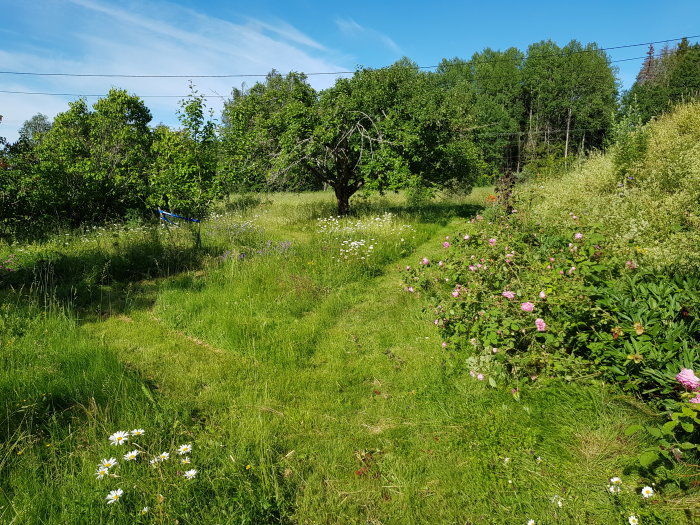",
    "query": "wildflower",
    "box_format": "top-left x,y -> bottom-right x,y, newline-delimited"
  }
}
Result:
149,458 -> 159,466
95,466 -> 109,479
521,302 -> 534,312
420,257 -> 430,265
535,318 -> 547,332
443,242 -> 450,248
626,260 -> 638,269
123,450 -> 140,461
405,266 -> 411,271
676,369 -> 700,390
629,516 -> 639,525
634,322 -> 645,335
535,456 -> 542,463
477,373 -> 484,381
183,469 -> 197,480
141,507 -> 149,515
641,486 -> 654,498
452,290 -> 460,297
468,265 -> 477,271
177,444 -> 192,455
689,393 -> 700,404
158,452 -> 170,462
492,347 -> 498,354
610,476 -> 622,485
568,266 -> 576,275
108,431 -> 129,446
503,457 -> 510,464
438,260 -> 444,267
502,291 -> 516,300
488,238 -> 497,246
469,370 -> 476,377
551,495 -> 563,507
105,488 -> 123,504
101,458 -> 118,469
539,291 -> 546,299
608,485 -> 620,493
130,429 -> 145,437
574,233 -> 583,240
406,286 -> 415,293
181,456 -> 191,464
441,342 -> 448,348
528,520 -> 536,525
463,234 -> 470,240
